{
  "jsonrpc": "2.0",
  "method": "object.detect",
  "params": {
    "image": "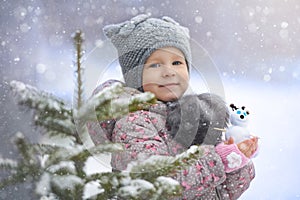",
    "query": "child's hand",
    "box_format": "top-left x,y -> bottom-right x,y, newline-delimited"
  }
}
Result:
225,137 -> 259,158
